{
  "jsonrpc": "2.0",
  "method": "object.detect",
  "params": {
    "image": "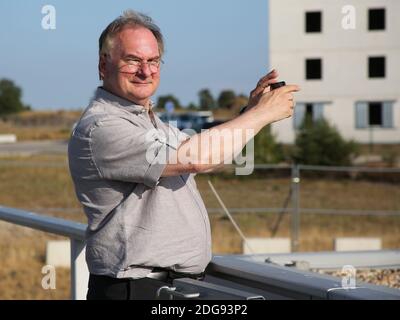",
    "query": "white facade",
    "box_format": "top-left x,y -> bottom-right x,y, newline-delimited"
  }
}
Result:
269,0 -> 400,144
